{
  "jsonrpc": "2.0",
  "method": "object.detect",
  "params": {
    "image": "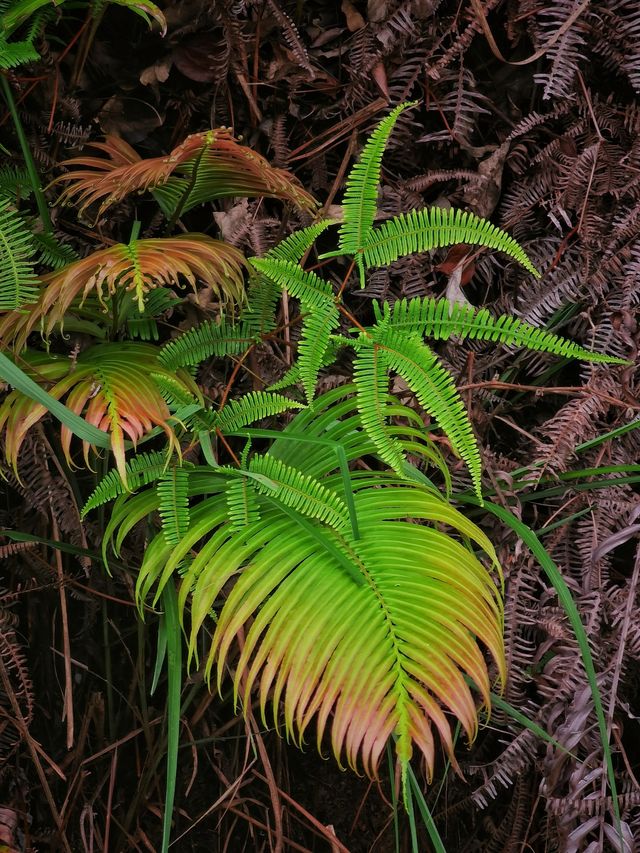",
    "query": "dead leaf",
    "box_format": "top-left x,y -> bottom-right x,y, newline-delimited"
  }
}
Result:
342,0 -> 366,32
462,141 -> 509,219
140,57 -> 172,86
